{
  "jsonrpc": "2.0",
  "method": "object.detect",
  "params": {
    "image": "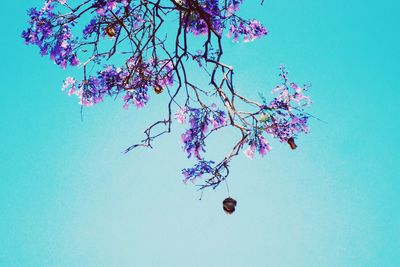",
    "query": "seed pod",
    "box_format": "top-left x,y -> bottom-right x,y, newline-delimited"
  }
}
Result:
153,85 -> 163,94
259,113 -> 270,123
223,197 -> 237,214
287,137 -> 297,150
105,25 -> 116,37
